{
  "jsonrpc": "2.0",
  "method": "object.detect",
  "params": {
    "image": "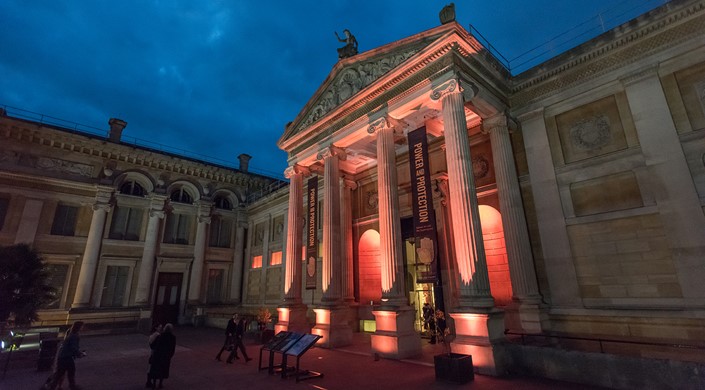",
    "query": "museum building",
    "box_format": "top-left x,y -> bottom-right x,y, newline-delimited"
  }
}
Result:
268,0 -> 705,385
1,0 -> 704,387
